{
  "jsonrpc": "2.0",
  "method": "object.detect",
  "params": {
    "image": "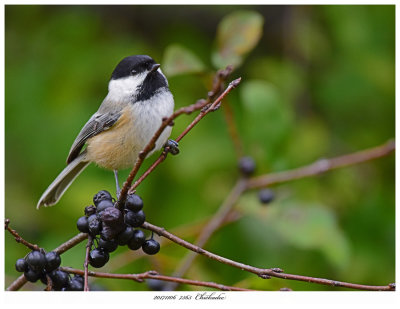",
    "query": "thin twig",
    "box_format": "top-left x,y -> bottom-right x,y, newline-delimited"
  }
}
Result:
246,139 -> 395,190
60,267 -> 253,291
170,139 -> 396,289
83,235 -> 93,291
119,66 -> 237,197
141,221 -> 395,291
53,233 -> 88,255
123,77 -> 241,194
45,275 -> 53,291
5,219 -> 40,251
